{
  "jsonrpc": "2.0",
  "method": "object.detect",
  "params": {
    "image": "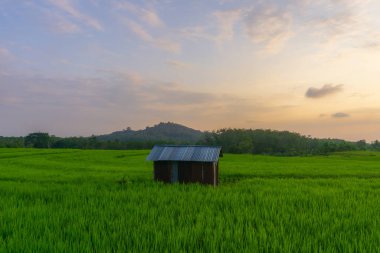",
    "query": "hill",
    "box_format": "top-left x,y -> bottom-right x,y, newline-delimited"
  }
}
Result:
97,122 -> 203,143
